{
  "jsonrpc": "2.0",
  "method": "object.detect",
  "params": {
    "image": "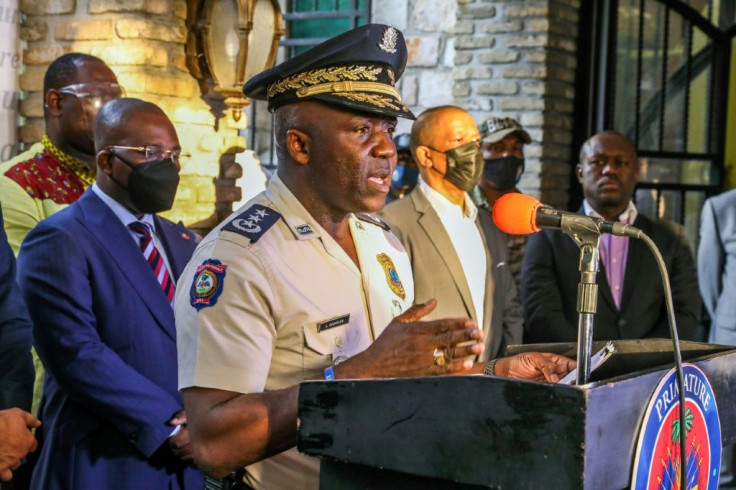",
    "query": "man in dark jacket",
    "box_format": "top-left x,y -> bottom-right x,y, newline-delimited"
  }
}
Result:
522,131 -> 700,343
